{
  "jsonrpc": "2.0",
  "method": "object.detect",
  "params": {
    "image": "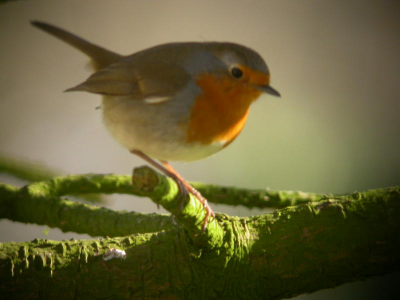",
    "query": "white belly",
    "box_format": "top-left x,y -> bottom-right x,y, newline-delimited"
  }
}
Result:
101,95 -> 226,161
